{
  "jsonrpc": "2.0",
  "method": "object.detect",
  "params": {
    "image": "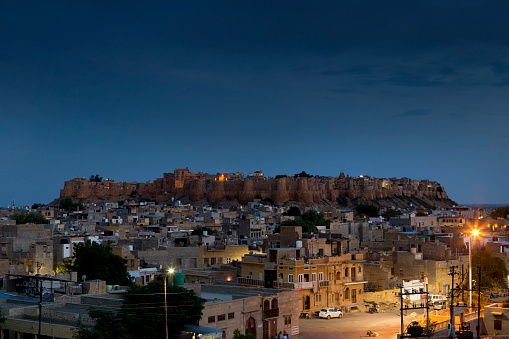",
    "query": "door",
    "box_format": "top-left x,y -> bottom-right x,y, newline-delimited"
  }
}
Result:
352,288 -> 357,303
